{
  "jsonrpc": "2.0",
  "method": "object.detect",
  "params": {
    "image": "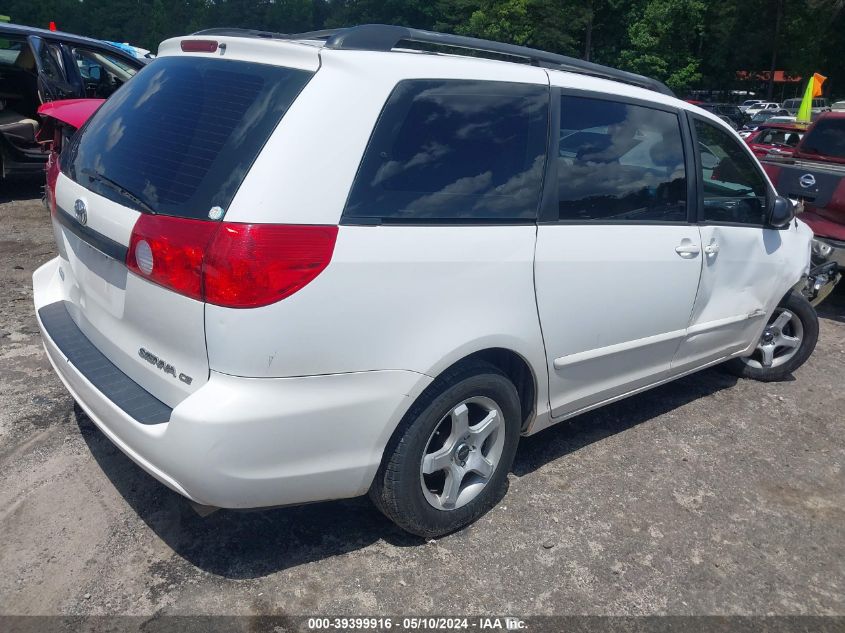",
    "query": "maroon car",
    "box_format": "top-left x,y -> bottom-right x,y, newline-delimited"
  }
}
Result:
744,123 -> 806,159
762,112 -> 845,301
